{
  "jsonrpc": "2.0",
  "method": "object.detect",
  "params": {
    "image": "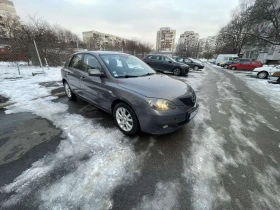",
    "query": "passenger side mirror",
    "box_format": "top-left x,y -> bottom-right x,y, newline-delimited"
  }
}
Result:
88,69 -> 102,77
